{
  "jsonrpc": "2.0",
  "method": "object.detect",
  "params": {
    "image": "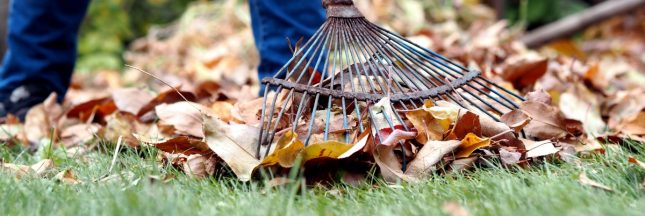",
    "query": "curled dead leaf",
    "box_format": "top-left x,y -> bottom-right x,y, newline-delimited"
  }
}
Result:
202,114 -> 260,181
